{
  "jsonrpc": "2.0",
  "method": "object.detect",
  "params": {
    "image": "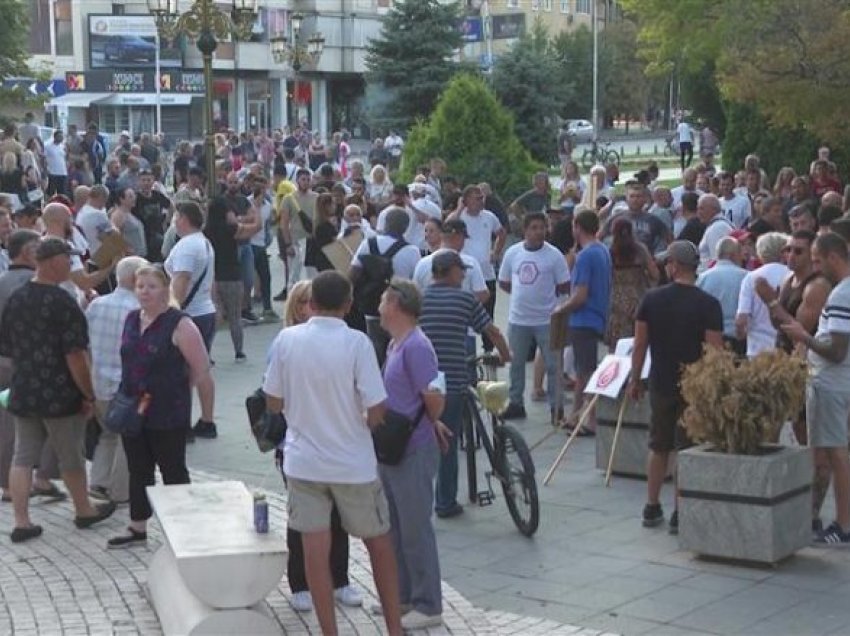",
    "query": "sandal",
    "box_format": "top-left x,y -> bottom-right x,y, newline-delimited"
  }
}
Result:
107,527 -> 147,549
10,525 -> 43,543
31,484 -> 67,501
531,389 -> 547,402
